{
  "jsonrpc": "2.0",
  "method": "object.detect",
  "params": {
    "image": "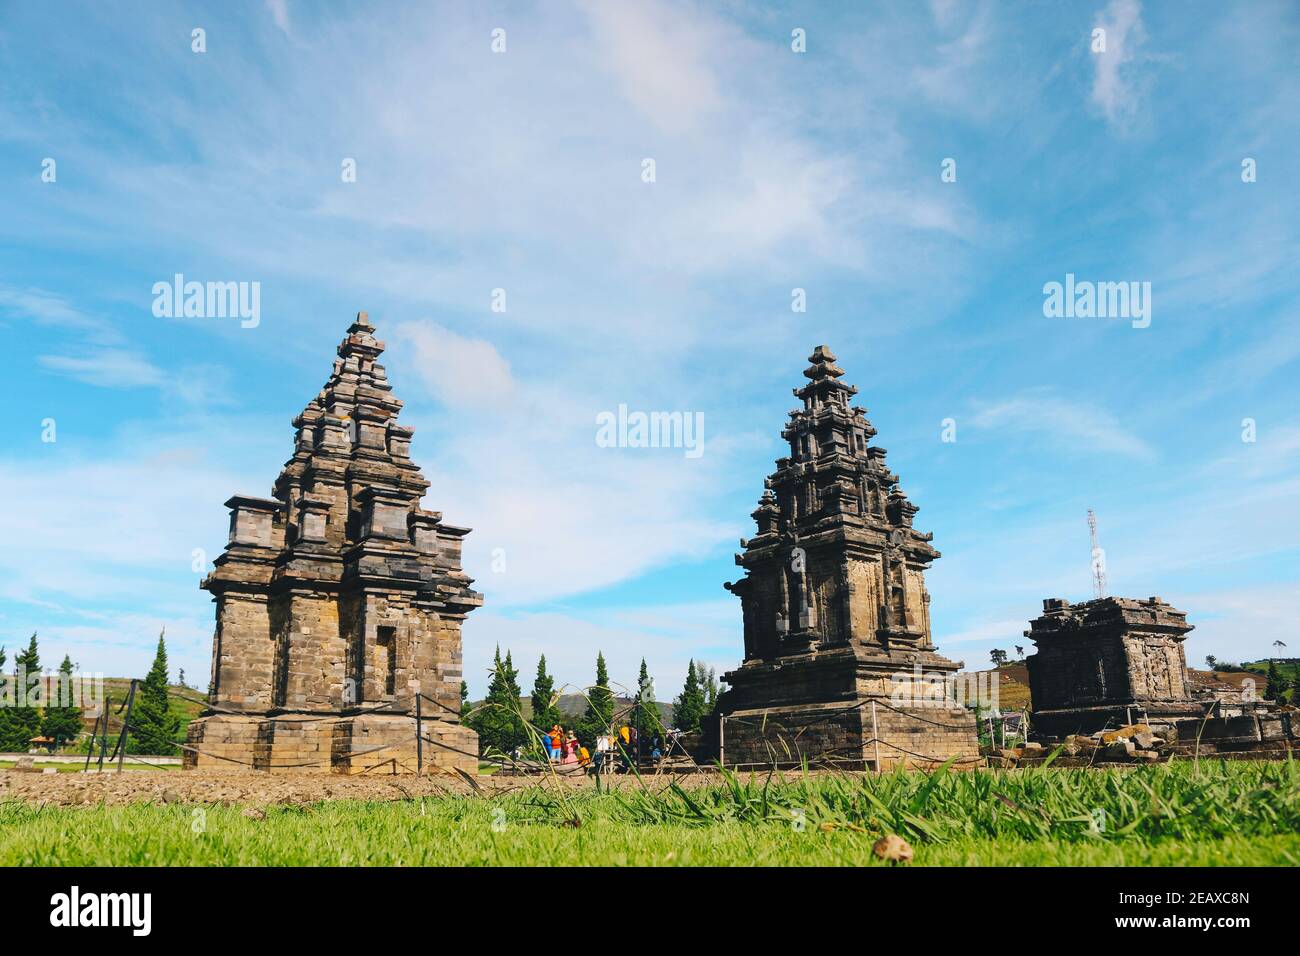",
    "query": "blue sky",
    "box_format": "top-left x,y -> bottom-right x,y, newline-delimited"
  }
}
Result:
1,0 -> 1297,700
